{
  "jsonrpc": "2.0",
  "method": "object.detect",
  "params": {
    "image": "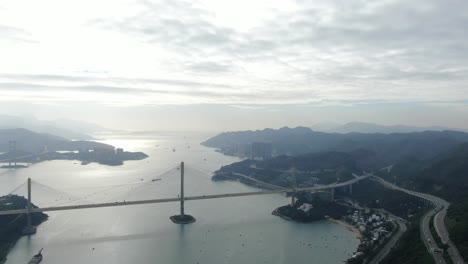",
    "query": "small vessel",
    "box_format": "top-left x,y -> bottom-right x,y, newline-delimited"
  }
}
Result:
151,178 -> 161,182
28,248 -> 43,264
